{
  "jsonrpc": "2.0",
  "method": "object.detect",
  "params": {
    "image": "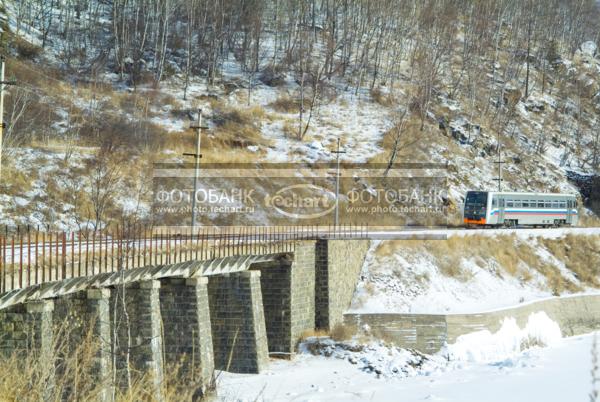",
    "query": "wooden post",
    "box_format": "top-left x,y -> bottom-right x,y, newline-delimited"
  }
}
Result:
85,230 -> 90,275
0,234 -> 4,292
160,228 -> 164,265
19,231 -> 23,288
11,235 -> 15,290
71,231 -> 75,278
78,231 -> 82,276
